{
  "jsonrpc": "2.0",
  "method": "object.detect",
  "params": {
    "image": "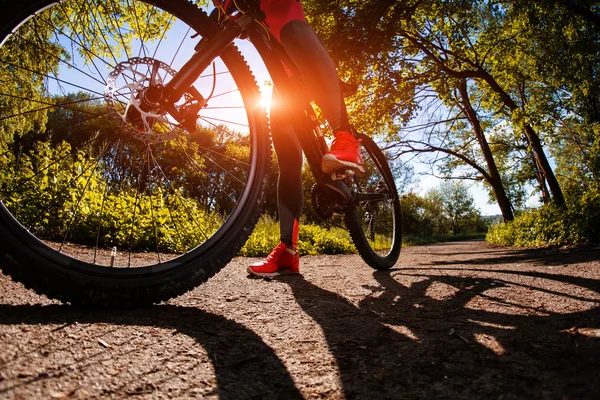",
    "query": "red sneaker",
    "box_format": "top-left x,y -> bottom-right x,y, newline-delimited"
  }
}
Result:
321,130 -> 364,173
247,242 -> 300,277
